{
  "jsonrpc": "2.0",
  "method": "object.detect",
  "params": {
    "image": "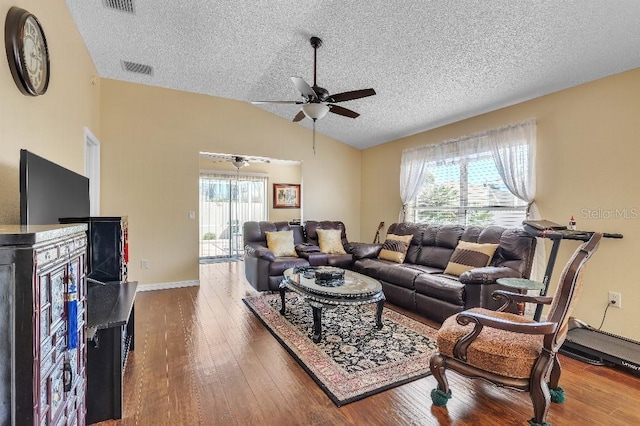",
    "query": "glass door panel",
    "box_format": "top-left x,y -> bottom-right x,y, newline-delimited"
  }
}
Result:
199,173 -> 267,259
